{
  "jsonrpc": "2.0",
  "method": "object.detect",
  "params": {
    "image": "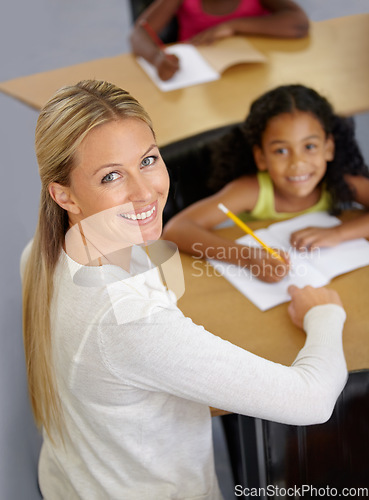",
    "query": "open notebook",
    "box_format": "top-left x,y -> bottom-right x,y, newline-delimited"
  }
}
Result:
137,36 -> 266,92
208,212 -> 369,311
